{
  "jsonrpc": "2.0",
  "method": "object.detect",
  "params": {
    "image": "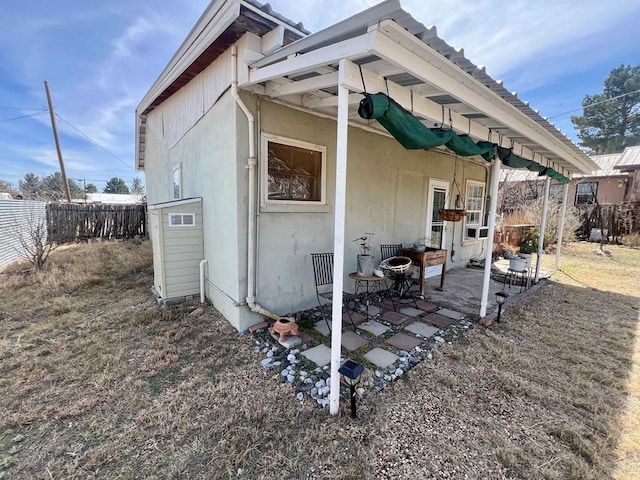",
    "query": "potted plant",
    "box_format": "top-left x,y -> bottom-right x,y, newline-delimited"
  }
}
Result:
518,234 -> 535,268
353,234 -> 374,276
